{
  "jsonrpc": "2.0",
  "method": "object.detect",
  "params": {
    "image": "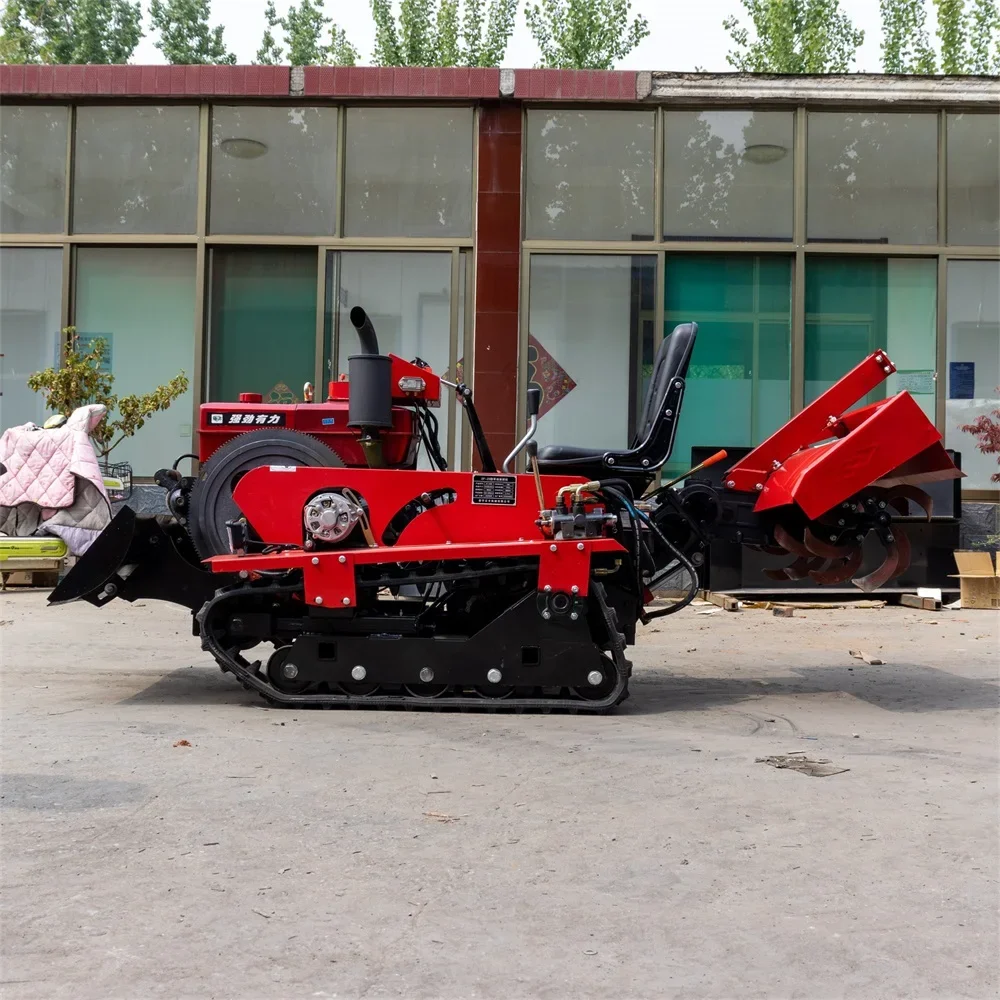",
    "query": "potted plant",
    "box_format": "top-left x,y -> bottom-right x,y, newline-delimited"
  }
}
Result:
27,328 -> 189,500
